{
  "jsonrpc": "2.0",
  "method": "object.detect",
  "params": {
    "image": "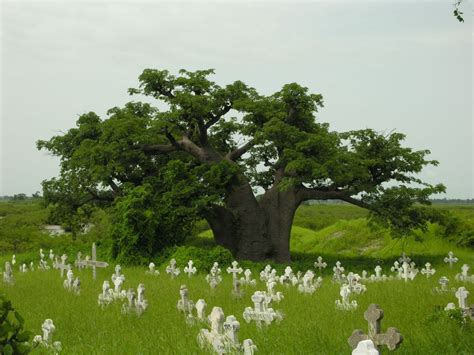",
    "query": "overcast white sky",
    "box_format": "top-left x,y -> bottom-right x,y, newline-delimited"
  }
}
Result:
1,1 -> 472,198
